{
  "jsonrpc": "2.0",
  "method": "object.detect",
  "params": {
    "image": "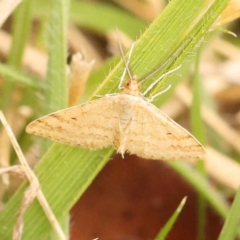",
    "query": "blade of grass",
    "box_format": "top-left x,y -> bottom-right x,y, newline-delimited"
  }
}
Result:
218,187 -> 240,240
0,0 -> 230,239
0,64 -> 41,88
70,0 -> 146,38
42,0 -> 70,236
191,48 -> 207,240
2,0 -> 69,238
191,48 -> 207,146
0,0 -> 22,28
0,0 -> 32,111
45,0 -> 69,114
7,0 -> 32,68
0,146 -> 113,240
154,197 -> 187,240
41,0 -> 69,153
168,161 -> 228,218
90,0 -> 230,99
50,215 -> 70,240
31,0 -> 147,39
